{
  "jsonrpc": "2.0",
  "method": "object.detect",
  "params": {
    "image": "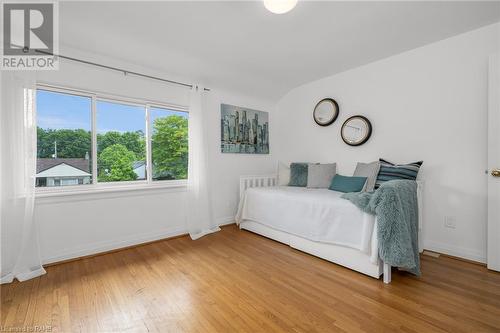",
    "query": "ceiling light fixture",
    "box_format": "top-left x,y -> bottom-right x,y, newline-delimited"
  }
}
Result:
263,0 -> 298,14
